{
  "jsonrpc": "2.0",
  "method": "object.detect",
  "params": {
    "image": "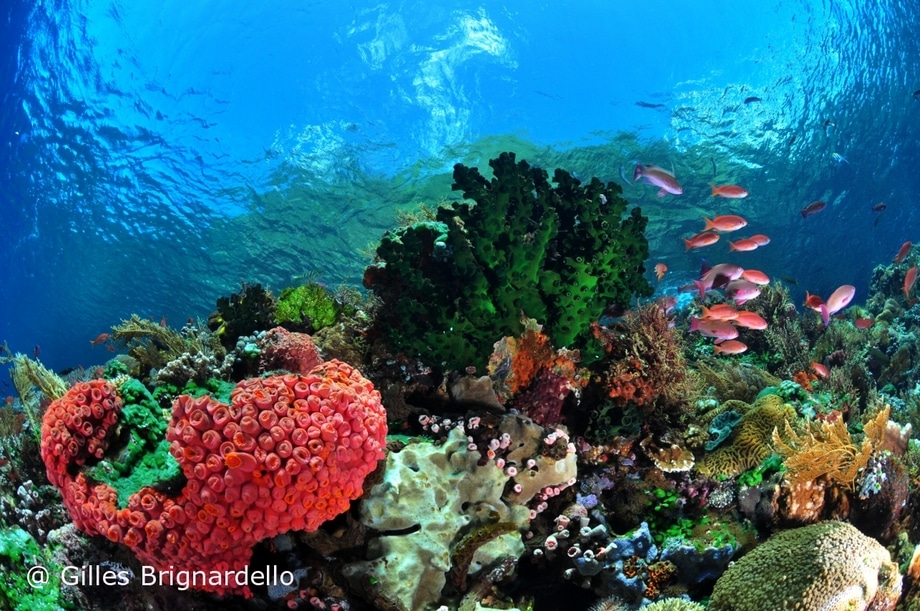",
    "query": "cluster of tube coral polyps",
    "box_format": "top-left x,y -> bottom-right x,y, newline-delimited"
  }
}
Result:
40,361 -> 386,597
